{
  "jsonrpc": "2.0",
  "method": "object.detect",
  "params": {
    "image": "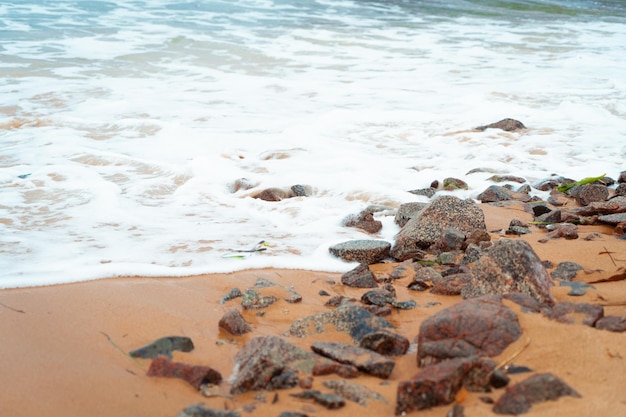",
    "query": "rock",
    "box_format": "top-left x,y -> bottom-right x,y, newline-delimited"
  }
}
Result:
447,404 -> 465,417
289,390 -> 345,409
323,379 -> 387,406
218,309 -> 252,336
559,281 -> 595,296
488,175 -> 527,184
535,209 -> 561,224
463,229 -> 491,249
252,187 -> 291,201
435,228 -> 467,252
147,356 -> 222,390
408,187 -> 437,199
391,196 -> 486,259
288,304 -> 395,342
394,202 -> 428,227
595,316 -> 626,332
598,212 -> 626,225
461,239 -> 555,306
241,289 -> 278,310
395,356 -> 496,415
477,185 -> 513,203
574,183 -> 609,206
220,287 -> 243,304
503,292 -> 543,313
550,261 -> 583,281
361,288 -> 395,306
129,336 -> 194,359
493,373 -> 580,415
311,341 -> 395,379
230,336 -> 316,394
329,240 -> 391,265
389,260 -> 419,280
430,273 -> 472,296
533,176 -> 568,191
476,118 -> 526,132
175,404 -> 240,417
544,302 -> 604,327
461,243 -> 482,264
615,183 -> 626,197
340,263 -> 379,288
277,413 -> 307,417
570,196 -> 626,216
312,361 -> 359,379
490,369 -> 510,389
417,296 -> 522,366
544,223 -> 578,240
619,171 -> 626,183
290,184 -> 311,197
359,330 -> 410,356
443,177 -> 469,191
342,209 -> 383,234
